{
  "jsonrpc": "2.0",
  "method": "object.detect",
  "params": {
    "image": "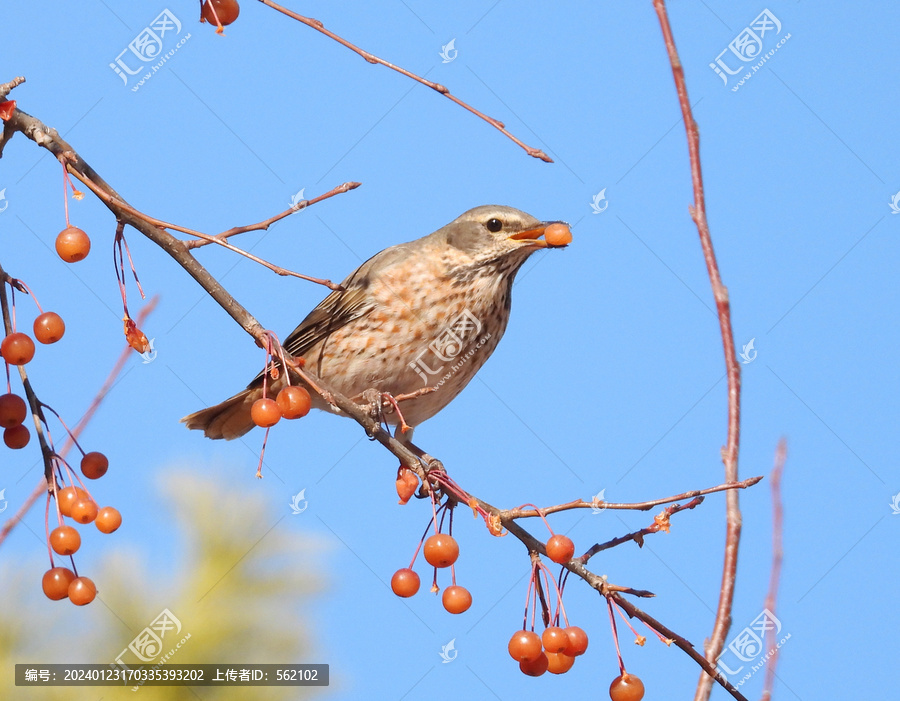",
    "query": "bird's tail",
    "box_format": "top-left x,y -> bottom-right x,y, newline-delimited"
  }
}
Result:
181,386 -> 263,440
